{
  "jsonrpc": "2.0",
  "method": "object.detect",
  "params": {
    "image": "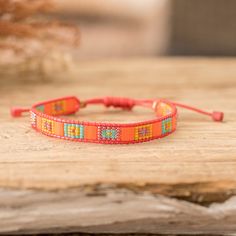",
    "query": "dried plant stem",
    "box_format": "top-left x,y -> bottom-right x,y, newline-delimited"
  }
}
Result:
0,0 -> 53,20
0,0 -> 80,82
